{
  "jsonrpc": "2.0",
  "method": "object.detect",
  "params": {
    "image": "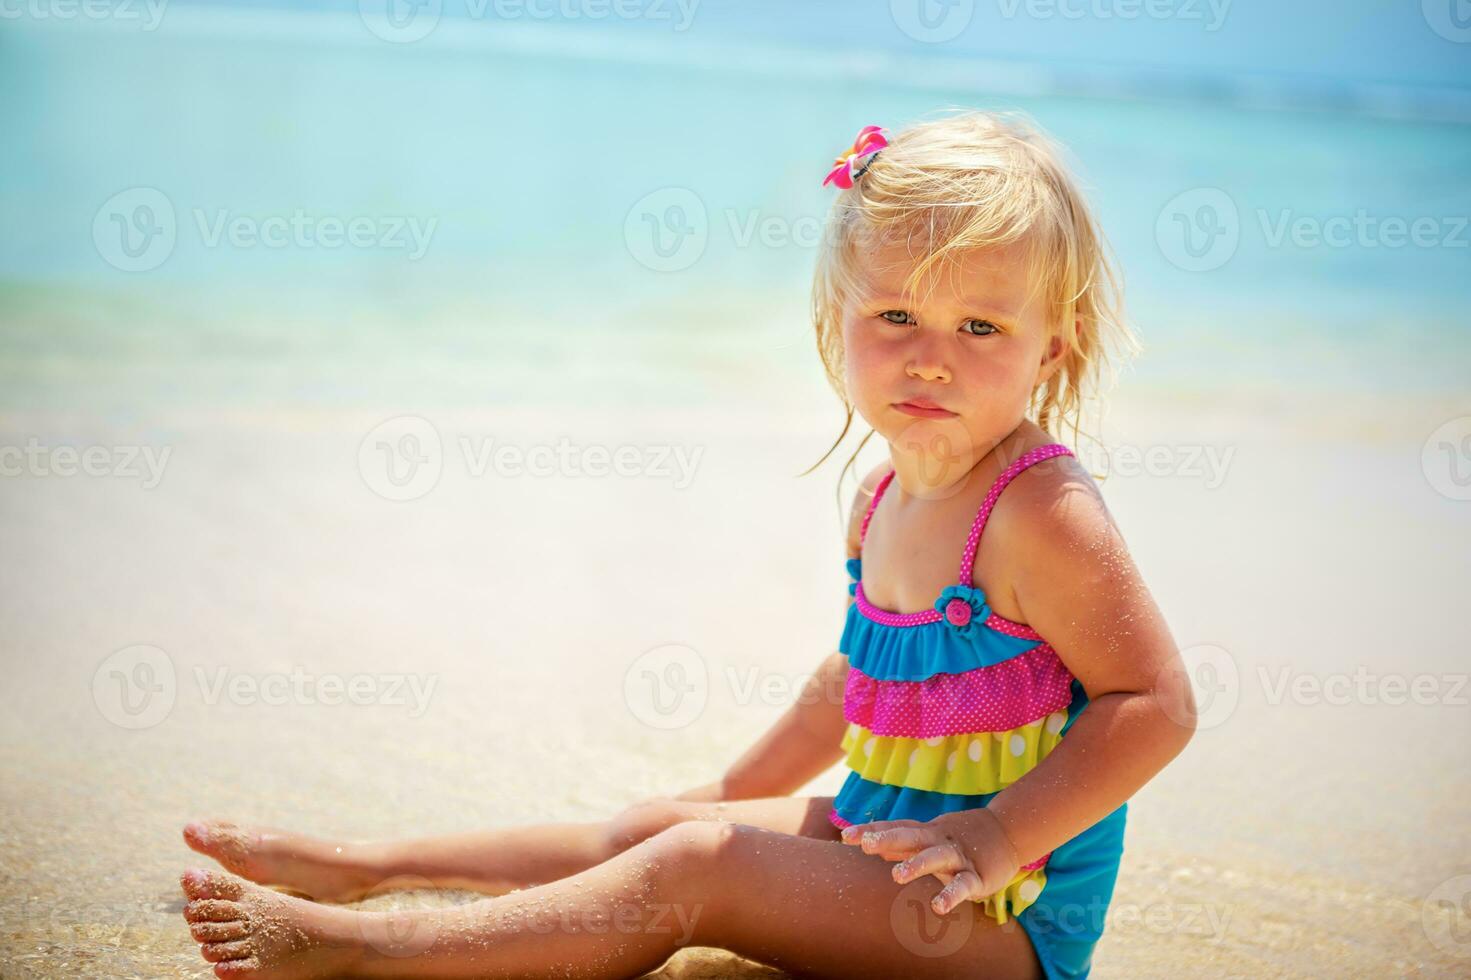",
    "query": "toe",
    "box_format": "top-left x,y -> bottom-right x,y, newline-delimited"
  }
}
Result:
190,920 -> 248,943
184,899 -> 244,922
185,818 -> 245,850
183,820 -> 214,851
214,958 -> 259,978
201,940 -> 253,963
182,868 -> 245,900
